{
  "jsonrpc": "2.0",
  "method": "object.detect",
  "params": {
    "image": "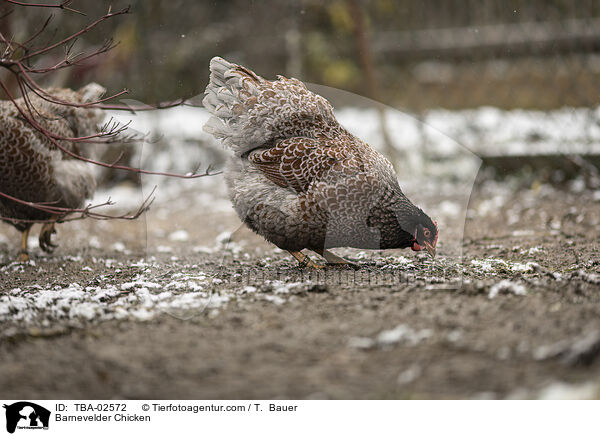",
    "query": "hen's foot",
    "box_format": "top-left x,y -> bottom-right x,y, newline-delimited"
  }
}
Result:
316,249 -> 360,269
287,250 -> 324,270
39,221 -> 58,253
17,227 -> 31,262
